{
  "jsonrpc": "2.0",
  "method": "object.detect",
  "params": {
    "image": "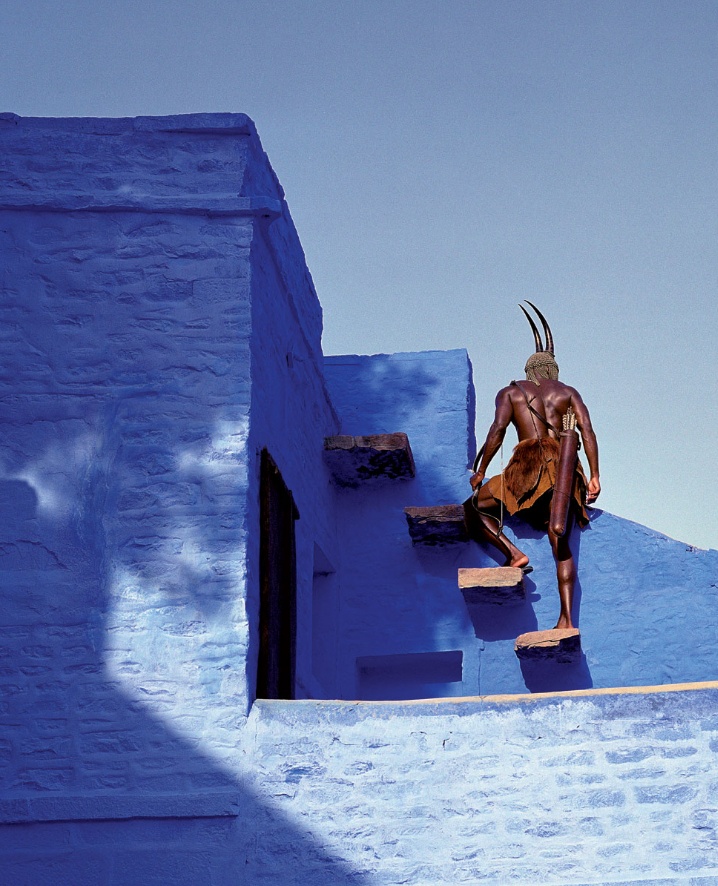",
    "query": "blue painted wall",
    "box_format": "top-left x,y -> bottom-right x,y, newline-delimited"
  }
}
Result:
0,115 -> 268,795
324,350 -> 484,699
324,351 -> 718,698
246,687 -> 718,884
0,113 -> 356,884
2,112 -> 718,885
